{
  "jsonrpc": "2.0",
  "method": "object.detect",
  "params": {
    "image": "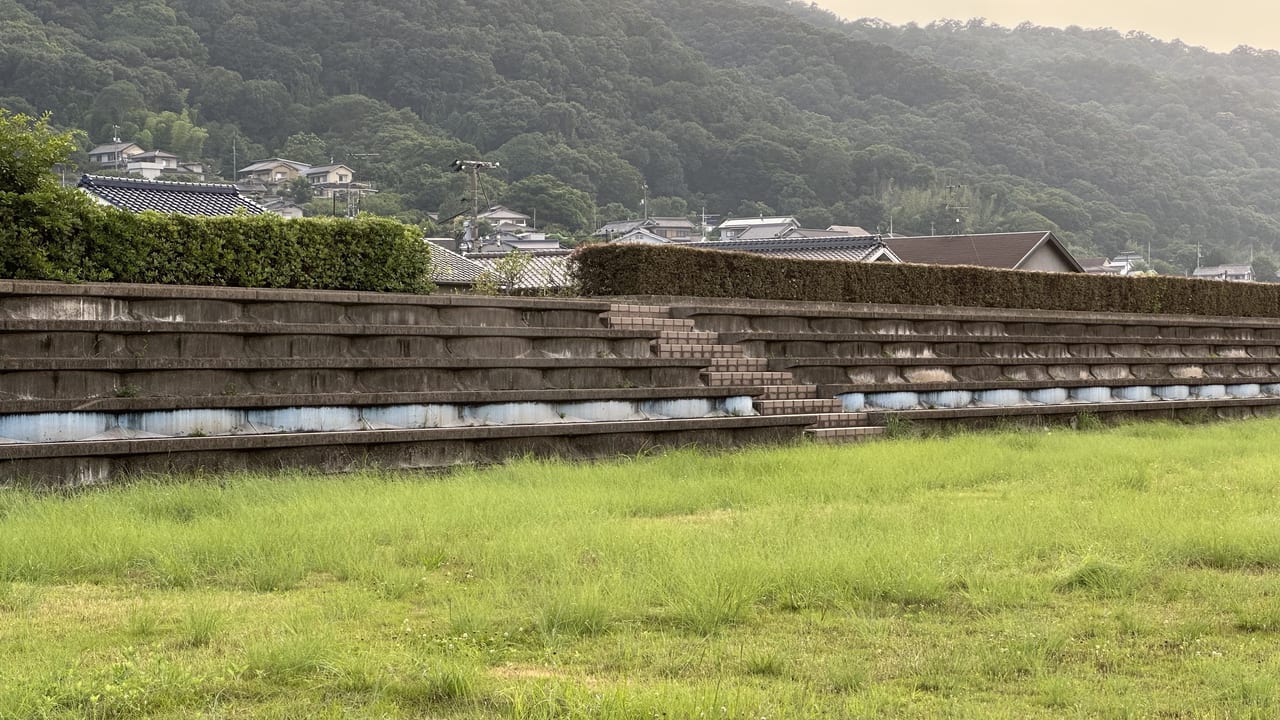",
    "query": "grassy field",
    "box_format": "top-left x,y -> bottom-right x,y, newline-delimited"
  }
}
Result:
4,419 -> 1280,718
